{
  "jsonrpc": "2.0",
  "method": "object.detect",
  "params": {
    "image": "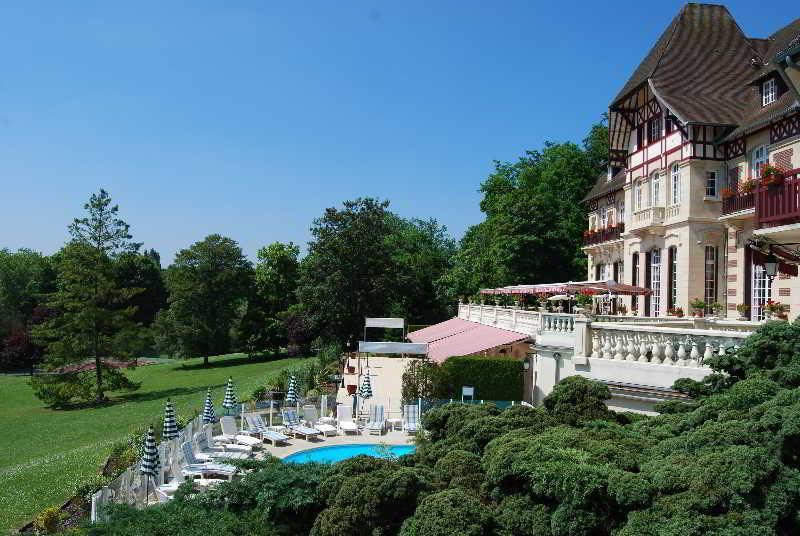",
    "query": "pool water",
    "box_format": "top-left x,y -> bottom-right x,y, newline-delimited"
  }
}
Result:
283,444 -> 415,464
